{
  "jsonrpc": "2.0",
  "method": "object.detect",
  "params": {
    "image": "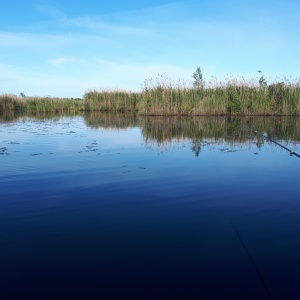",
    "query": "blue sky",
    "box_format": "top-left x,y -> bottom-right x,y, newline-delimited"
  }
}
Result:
1,0 -> 299,98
